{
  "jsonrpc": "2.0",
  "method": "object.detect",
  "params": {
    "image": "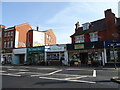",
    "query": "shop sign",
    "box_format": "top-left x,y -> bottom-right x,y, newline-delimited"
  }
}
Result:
74,44 -> 84,49
105,40 -> 120,48
13,48 -> 26,54
27,47 -> 44,52
45,45 -> 65,51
